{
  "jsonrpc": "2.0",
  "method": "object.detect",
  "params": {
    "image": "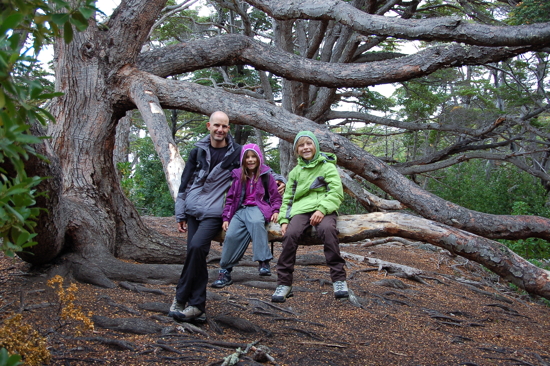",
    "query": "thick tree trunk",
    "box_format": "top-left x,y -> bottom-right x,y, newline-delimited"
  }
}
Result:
20,1 -> 183,286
